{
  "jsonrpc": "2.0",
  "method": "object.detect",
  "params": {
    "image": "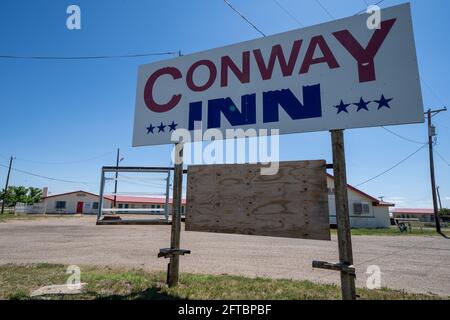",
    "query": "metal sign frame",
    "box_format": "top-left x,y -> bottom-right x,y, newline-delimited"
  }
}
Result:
96,166 -> 172,225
